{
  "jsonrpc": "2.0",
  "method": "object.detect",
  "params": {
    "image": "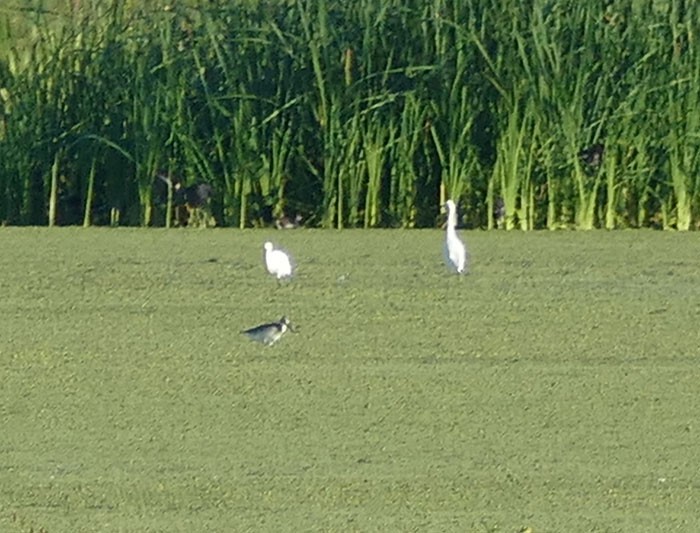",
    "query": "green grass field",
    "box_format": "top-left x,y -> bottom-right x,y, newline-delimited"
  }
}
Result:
1,228 -> 699,532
